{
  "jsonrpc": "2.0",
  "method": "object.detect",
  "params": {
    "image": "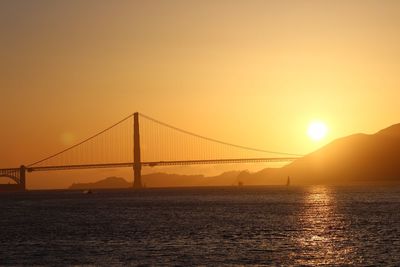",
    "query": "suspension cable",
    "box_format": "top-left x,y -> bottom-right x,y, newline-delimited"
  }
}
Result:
28,113 -> 134,167
139,113 -> 303,157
